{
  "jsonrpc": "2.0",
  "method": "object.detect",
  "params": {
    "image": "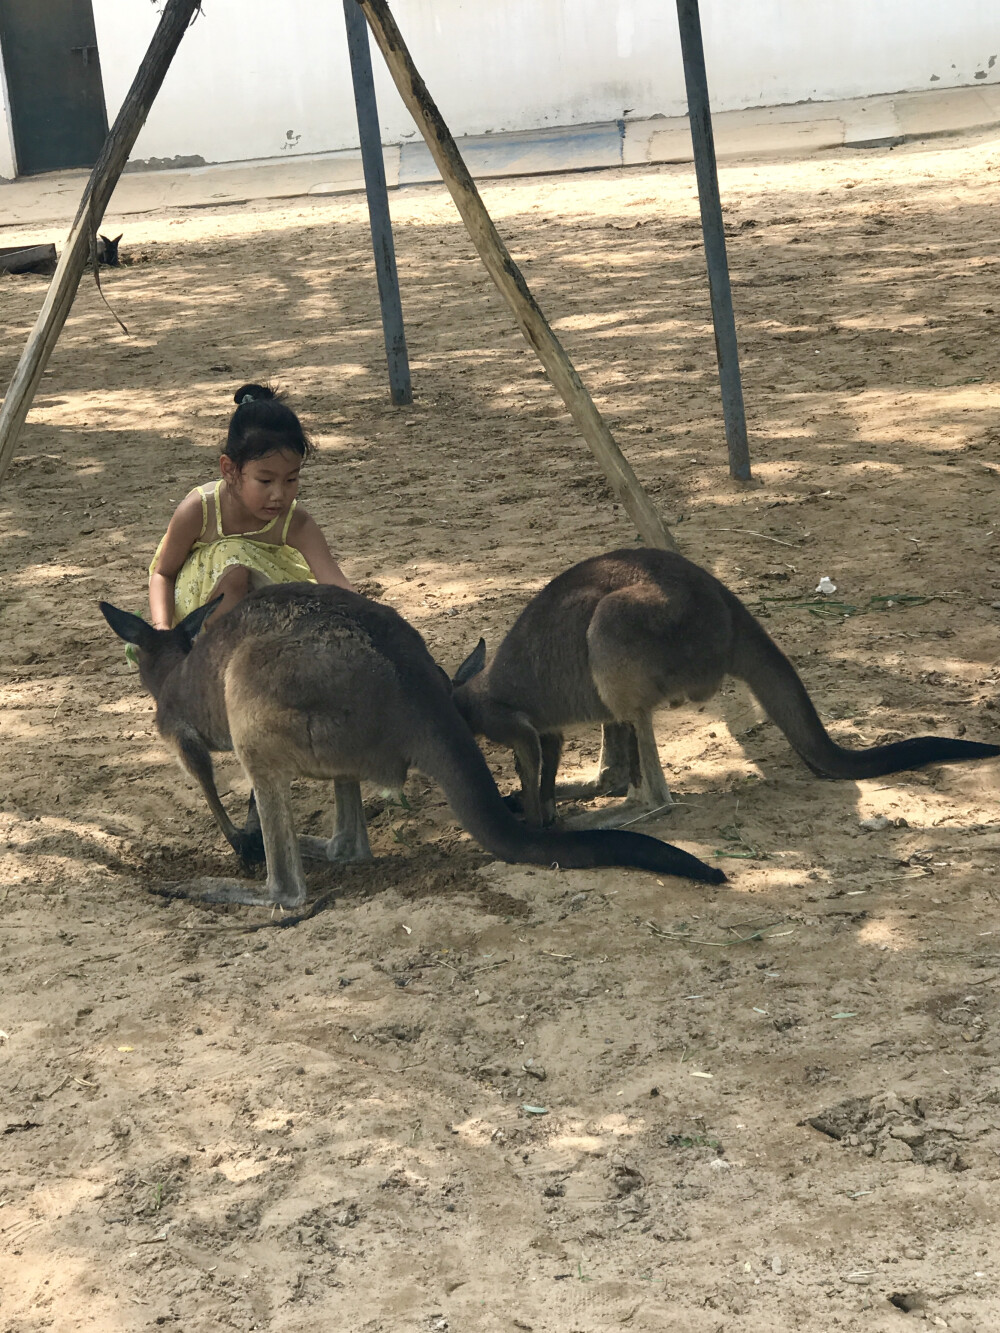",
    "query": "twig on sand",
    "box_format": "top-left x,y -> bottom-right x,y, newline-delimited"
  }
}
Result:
717,527 -> 800,548
644,919 -> 789,947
